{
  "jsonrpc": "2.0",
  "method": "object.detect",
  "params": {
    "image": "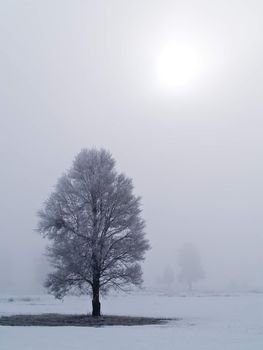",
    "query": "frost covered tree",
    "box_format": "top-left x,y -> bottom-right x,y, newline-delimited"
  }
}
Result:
37,149 -> 150,316
177,243 -> 205,291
